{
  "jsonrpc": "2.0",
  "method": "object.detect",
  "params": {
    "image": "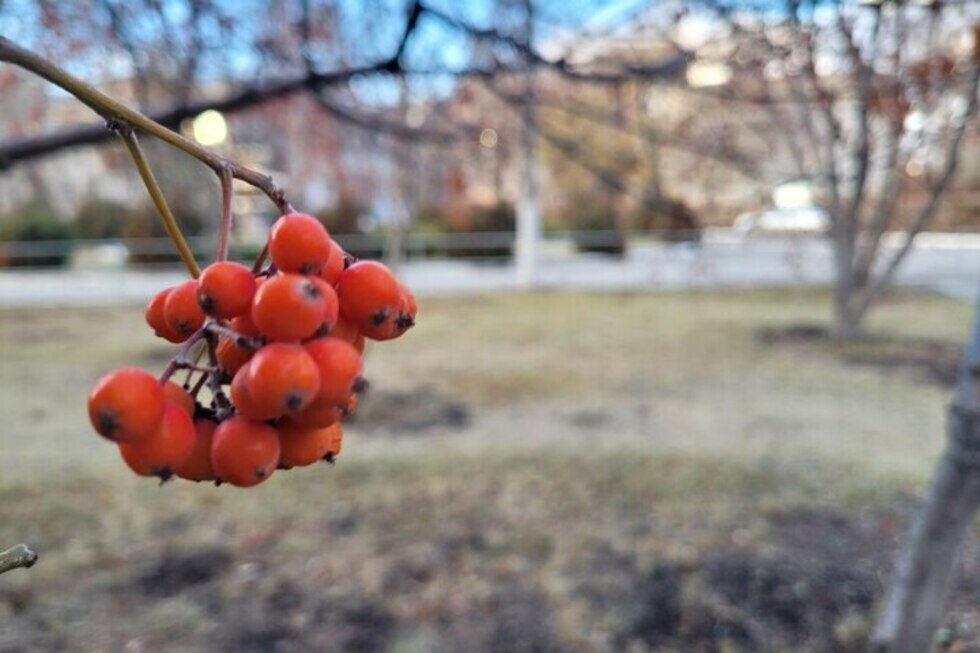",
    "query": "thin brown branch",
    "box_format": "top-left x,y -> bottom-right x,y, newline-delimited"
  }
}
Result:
217,165 -> 233,263
0,544 -> 37,576
0,36 -> 292,214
